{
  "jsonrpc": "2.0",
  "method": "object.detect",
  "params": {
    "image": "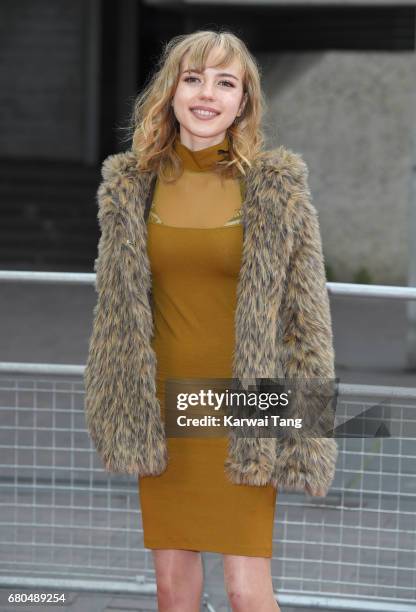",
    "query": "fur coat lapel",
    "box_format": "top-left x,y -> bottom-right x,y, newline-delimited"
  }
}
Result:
84,145 -> 338,494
